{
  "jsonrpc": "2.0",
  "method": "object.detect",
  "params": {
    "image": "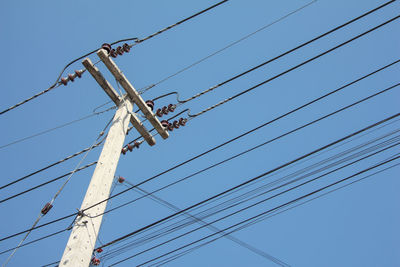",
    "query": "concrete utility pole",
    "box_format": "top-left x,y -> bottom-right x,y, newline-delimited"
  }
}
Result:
60,47 -> 168,267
